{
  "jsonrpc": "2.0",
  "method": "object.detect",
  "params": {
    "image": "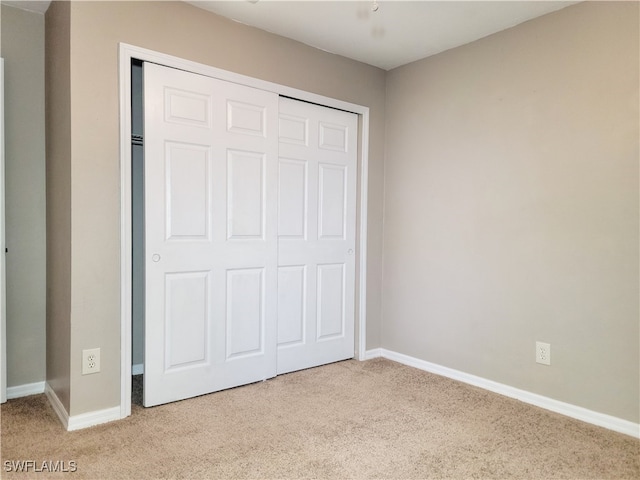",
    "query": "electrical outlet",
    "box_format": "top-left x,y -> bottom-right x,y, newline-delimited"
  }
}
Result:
536,341 -> 551,365
82,348 -> 101,375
